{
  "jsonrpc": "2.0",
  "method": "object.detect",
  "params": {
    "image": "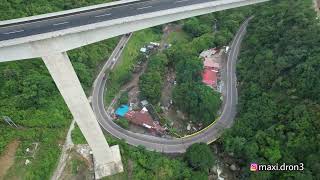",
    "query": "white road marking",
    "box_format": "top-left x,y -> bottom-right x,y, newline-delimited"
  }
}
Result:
2,29 -> 24,35
229,21 -> 247,106
53,21 -> 69,26
219,19 -> 249,119
95,13 -> 112,18
175,0 -> 190,3
137,6 -> 152,10
0,0 -> 154,29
